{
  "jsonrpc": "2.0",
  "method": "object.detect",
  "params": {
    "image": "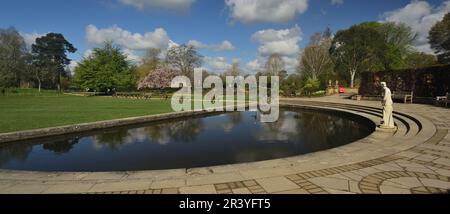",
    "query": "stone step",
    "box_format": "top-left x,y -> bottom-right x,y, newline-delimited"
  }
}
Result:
281,101 -> 422,140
